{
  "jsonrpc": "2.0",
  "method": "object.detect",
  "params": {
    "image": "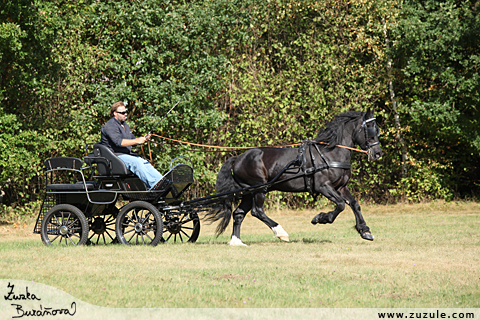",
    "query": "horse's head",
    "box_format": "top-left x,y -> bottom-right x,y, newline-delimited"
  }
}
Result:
353,108 -> 383,161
